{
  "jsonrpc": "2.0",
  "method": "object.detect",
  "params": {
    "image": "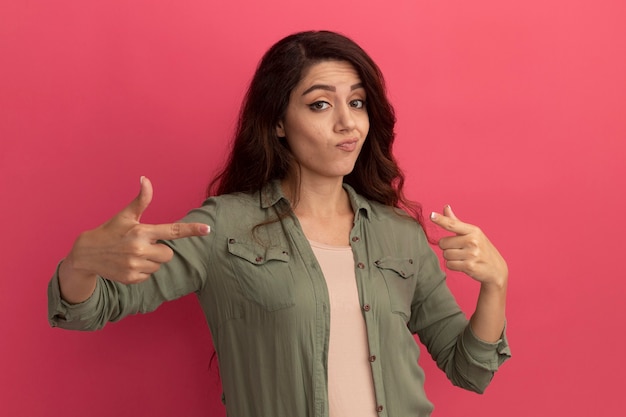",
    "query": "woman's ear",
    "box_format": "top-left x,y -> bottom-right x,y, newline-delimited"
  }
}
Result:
276,121 -> 286,138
